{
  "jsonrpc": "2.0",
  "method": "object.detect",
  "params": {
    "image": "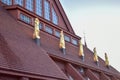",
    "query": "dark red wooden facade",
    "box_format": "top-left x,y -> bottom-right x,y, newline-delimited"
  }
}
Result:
0,0 -> 120,80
